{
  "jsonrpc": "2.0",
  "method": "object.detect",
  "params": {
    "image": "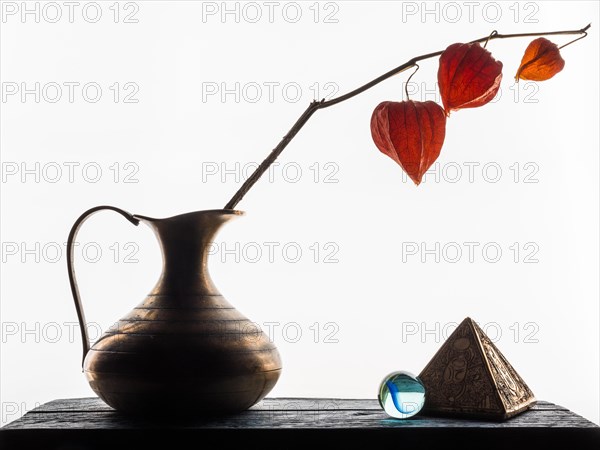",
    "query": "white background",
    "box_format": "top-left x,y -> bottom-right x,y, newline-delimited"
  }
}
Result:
1,0 -> 599,425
